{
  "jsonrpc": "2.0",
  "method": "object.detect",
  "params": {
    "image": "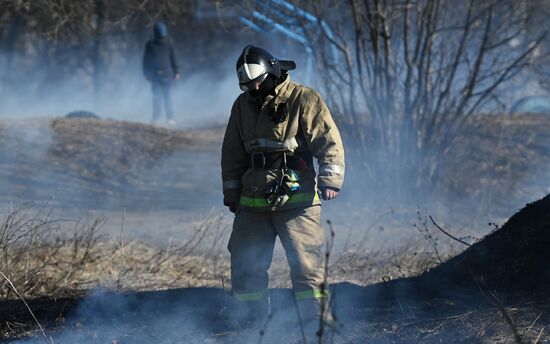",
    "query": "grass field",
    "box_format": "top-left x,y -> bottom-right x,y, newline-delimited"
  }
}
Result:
0,115 -> 549,343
